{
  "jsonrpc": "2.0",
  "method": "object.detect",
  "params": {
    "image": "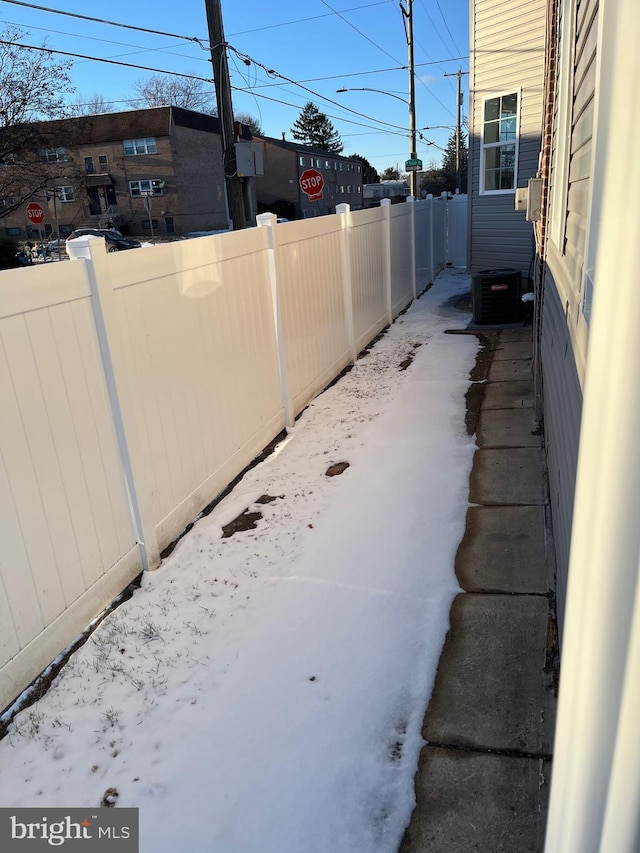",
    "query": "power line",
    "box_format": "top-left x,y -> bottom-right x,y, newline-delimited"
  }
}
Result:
315,0 -> 402,66
227,2 -> 391,37
0,0 -> 207,45
0,37 -> 430,143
